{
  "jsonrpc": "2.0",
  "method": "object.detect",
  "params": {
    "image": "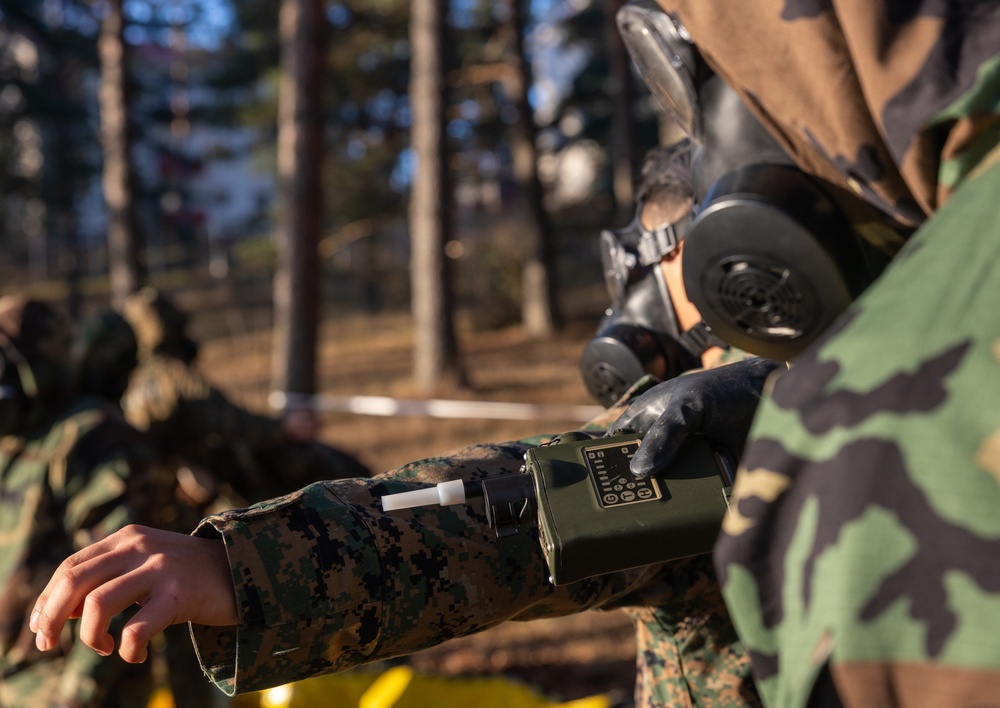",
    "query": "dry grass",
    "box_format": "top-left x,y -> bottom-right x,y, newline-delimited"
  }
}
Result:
197,305 -> 606,474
